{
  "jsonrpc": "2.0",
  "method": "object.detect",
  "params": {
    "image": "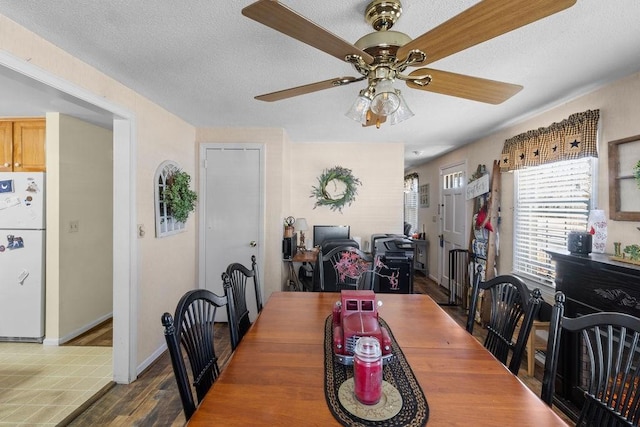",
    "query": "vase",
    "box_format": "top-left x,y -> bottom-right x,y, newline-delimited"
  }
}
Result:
587,209 -> 607,253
